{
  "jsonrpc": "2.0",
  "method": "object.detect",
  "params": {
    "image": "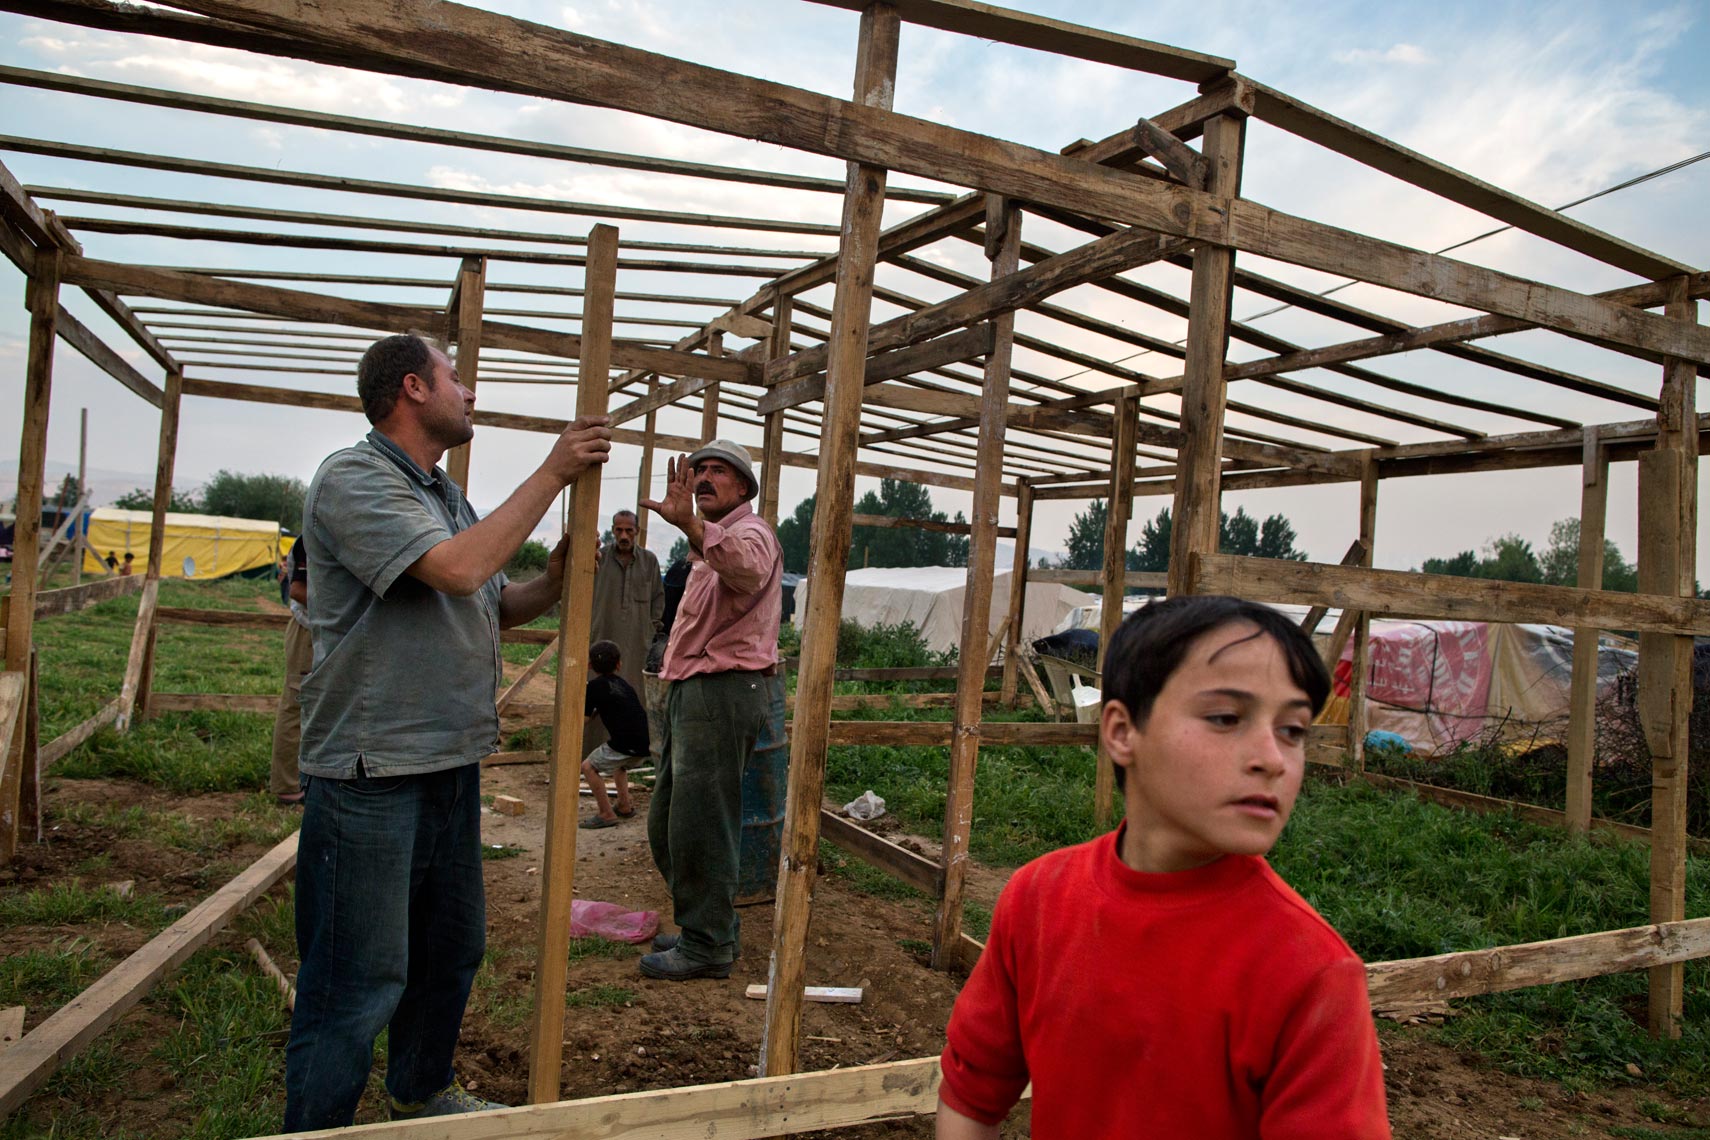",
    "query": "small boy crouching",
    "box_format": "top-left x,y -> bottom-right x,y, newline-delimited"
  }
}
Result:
580,640 -> 652,829
936,595 -> 1390,1139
